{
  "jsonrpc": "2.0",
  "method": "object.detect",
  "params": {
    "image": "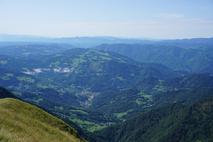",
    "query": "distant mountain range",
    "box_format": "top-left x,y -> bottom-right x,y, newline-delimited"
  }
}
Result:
0,34 -> 152,48
1,34 -> 213,48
